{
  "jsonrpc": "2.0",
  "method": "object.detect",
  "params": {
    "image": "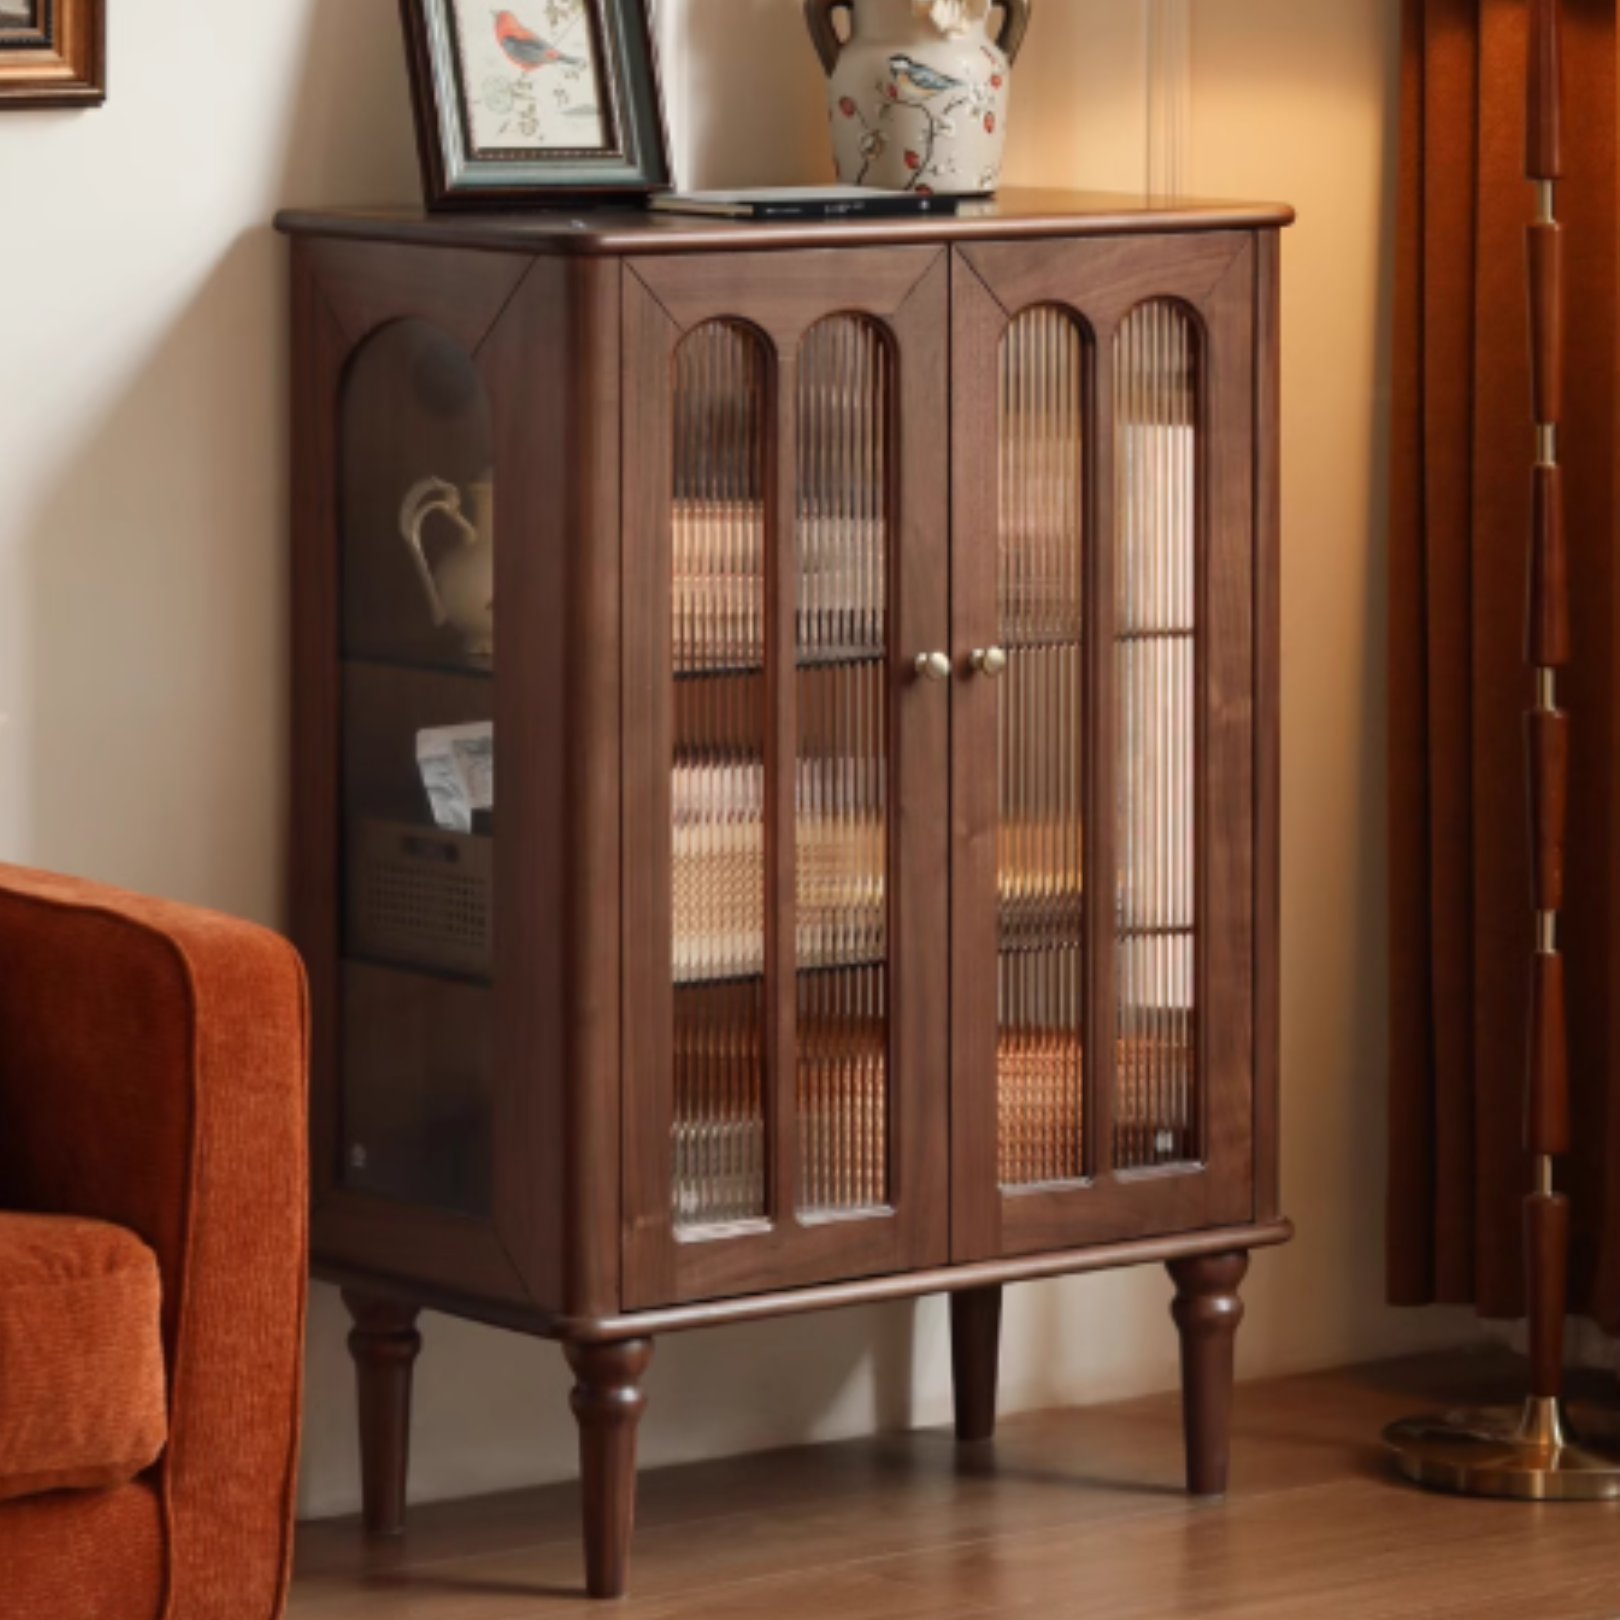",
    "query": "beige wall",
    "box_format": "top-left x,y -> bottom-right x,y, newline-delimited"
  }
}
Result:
0,0 -> 1474,1521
